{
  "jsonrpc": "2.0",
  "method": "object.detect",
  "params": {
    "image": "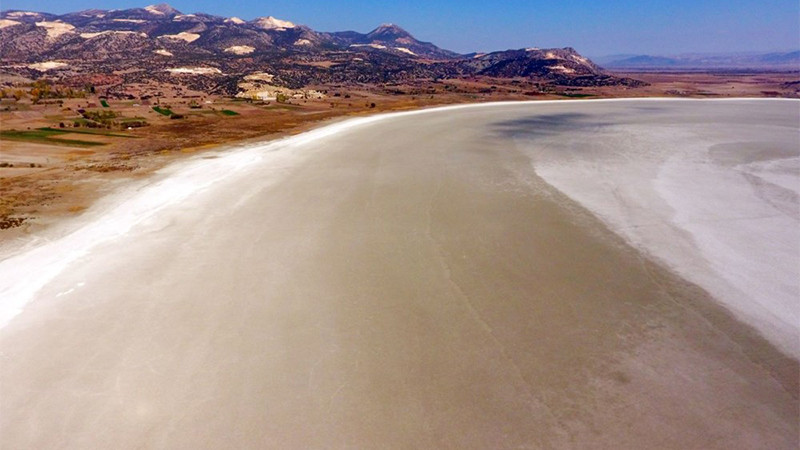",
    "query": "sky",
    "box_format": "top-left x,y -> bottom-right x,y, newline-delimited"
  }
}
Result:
3,0 -> 799,56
